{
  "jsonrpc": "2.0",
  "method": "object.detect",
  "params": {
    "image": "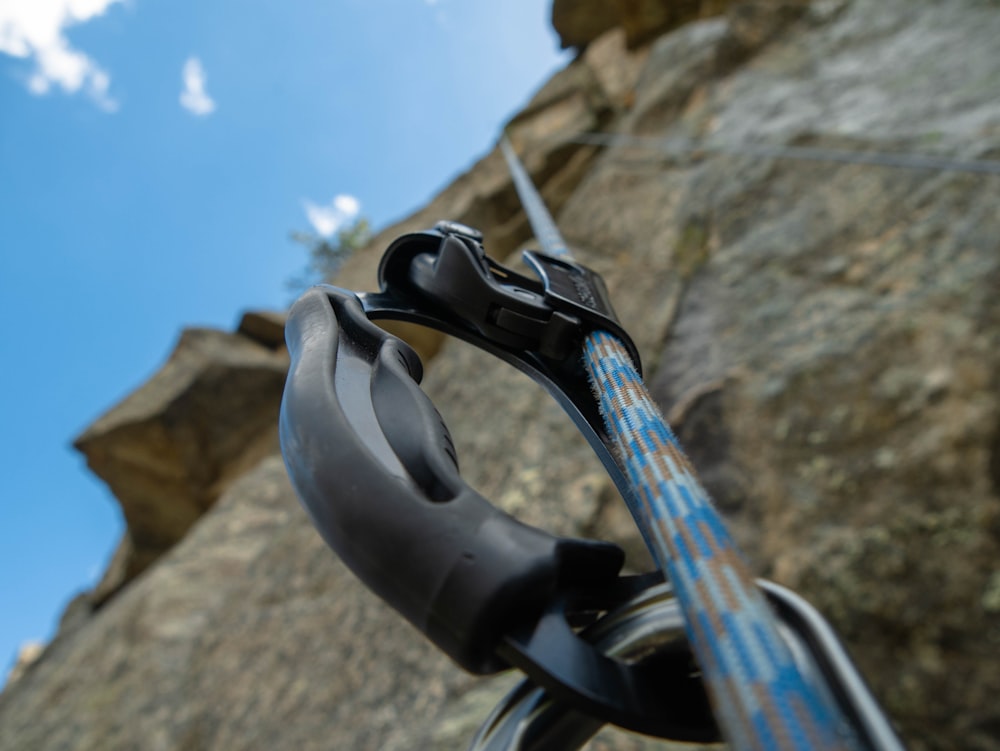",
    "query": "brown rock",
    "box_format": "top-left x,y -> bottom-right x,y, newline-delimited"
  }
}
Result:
73,326 -> 289,597
582,28 -> 652,110
236,310 -> 287,349
713,1 -> 811,68
4,643 -> 42,687
552,0 -> 741,50
551,0 -> 620,49
618,0 -> 701,48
